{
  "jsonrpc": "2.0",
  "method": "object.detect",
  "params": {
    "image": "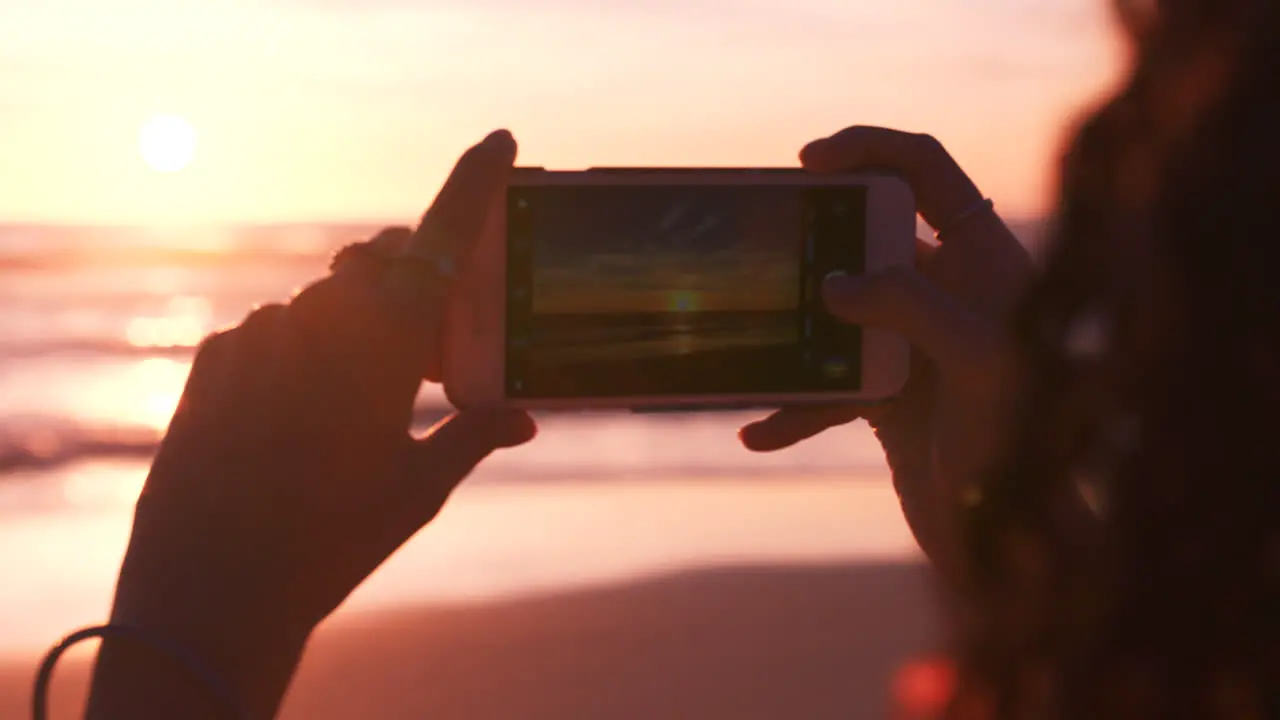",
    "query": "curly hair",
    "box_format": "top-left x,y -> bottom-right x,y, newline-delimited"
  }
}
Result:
952,1 -> 1280,717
